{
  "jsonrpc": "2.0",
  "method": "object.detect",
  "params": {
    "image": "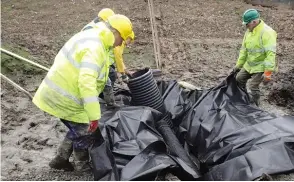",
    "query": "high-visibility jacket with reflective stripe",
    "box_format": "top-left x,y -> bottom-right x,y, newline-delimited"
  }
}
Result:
236,20 -> 277,74
82,21 -> 126,73
33,26 -> 114,123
